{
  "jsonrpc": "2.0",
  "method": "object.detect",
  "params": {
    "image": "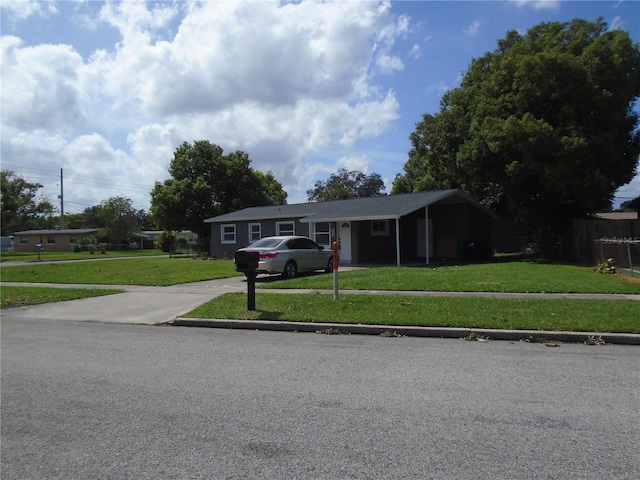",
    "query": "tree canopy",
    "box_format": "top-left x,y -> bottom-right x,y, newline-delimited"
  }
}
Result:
393,18 -> 640,246
307,168 -> 386,202
98,196 -> 138,248
1,170 -> 55,235
150,140 -> 287,241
